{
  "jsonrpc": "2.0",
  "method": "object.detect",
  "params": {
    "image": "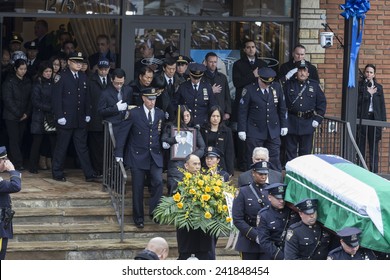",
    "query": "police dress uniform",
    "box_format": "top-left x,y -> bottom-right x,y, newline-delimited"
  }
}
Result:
257,183 -> 300,260
232,161 -> 270,260
173,63 -> 217,126
0,146 -> 22,260
238,67 -> 287,171
51,52 -> 96,181
237,169 -> 283,188
284,199 -> 331,260
122,89 -> 165,227
283,60 -> 326,162
327,227 -> 377,260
